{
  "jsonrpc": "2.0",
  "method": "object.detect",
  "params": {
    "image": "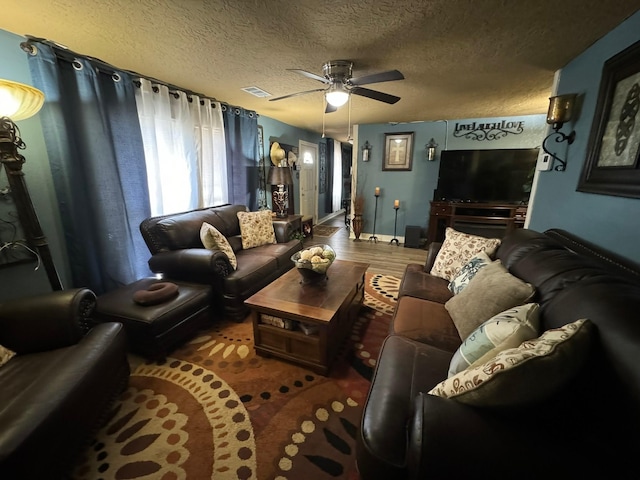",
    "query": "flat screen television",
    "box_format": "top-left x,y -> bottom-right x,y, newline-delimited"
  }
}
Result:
435,148 -> 538,204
